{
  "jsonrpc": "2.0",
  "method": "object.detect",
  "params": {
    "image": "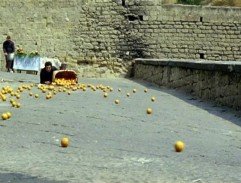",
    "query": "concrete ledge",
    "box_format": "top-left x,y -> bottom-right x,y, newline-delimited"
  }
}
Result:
134,58 -> 241,111
134,58 -> 241,73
